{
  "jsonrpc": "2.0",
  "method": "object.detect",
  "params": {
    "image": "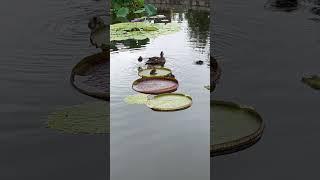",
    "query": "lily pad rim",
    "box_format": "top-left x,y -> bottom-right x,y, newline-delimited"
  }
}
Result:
146,93 -> 193,111
132,77 -> 179,94
70,52 -> 109,101
210,100 -> 265,157
138,67 -> 172,77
